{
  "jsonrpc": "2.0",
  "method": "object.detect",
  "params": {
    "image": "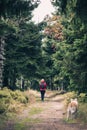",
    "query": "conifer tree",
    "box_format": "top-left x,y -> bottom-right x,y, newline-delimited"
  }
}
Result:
51,0 -> 87,92
0,0 -> 40,88
3,22 -> 42,89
